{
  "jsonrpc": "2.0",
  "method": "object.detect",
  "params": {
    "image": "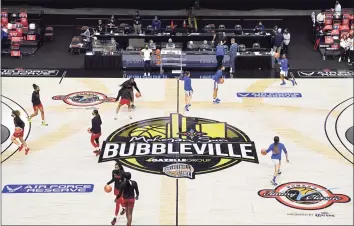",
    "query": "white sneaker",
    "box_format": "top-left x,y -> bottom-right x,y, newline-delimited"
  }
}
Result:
144,73 -> 147,76
338,57 -> 341,62
148,73 -> 150,76
114,117 -> 117,120
348,58 -> 351,63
